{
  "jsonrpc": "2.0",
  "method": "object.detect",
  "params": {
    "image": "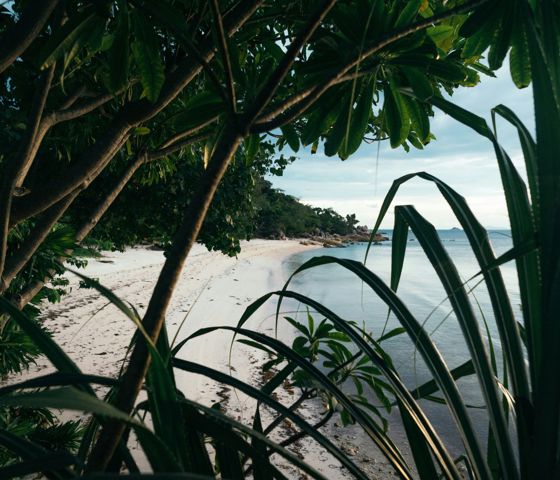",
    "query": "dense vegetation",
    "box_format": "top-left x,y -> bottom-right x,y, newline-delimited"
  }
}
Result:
254,179 -> 360,238
76,162 -> 360,256
0,0 -> 555,479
